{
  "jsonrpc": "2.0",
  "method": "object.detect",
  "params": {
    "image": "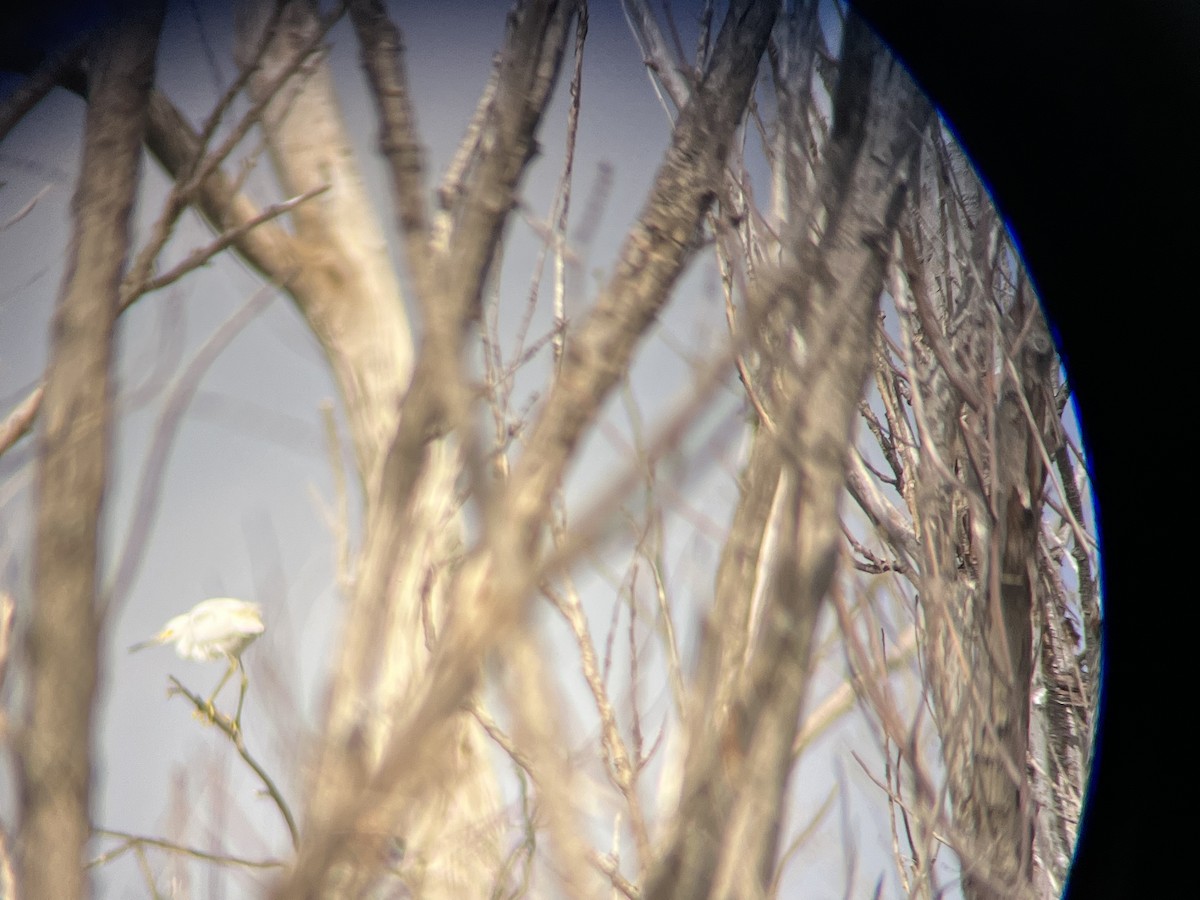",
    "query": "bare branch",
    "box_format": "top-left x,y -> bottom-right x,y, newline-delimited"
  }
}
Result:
136,184 -> 329,298
0,384 -> 43,459
348,0 -> 436,298
89,828 -> 285,871
0,36 -> 89,143
166,677 -> 299,849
